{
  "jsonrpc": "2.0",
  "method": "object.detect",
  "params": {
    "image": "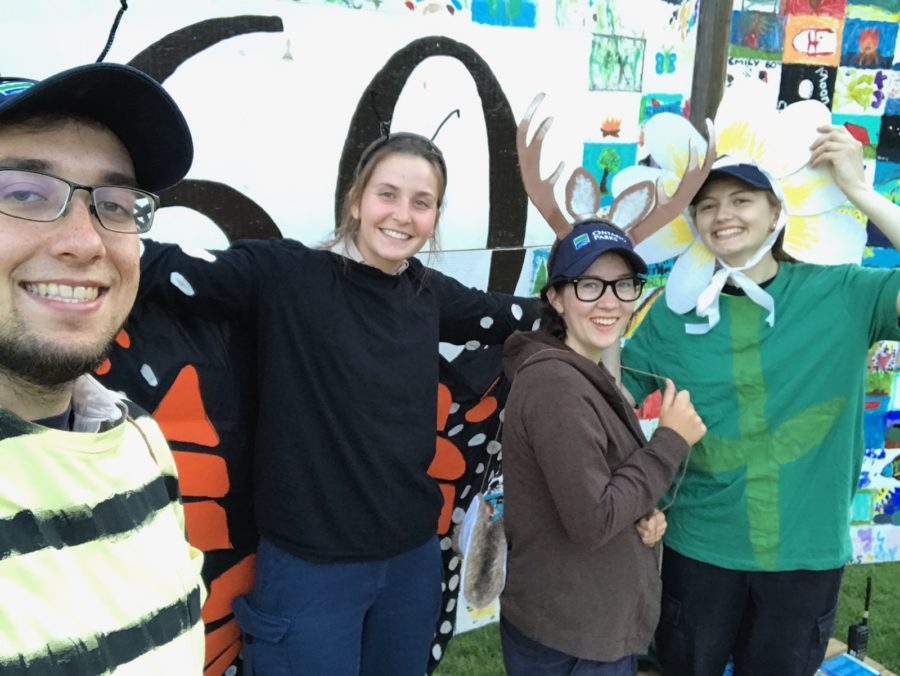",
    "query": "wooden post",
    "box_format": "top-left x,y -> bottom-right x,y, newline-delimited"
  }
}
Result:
690,0 -> 733,138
